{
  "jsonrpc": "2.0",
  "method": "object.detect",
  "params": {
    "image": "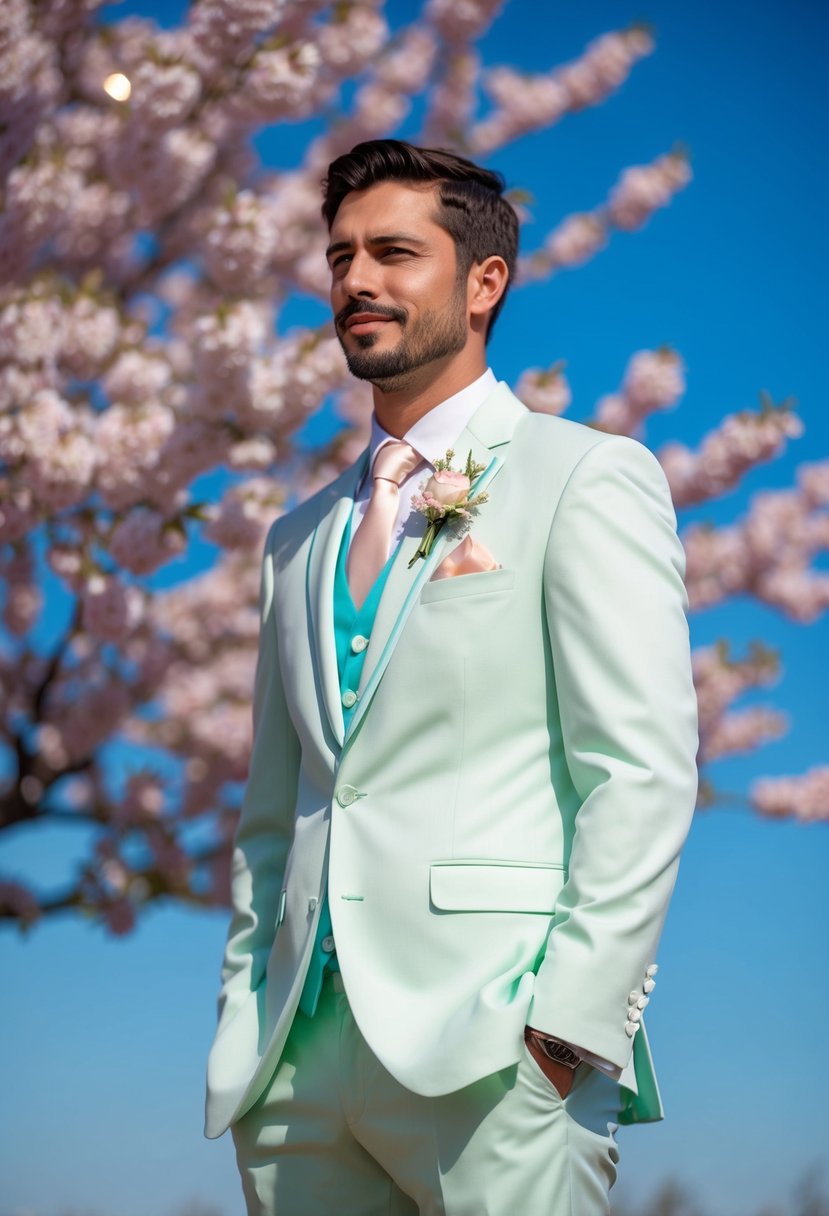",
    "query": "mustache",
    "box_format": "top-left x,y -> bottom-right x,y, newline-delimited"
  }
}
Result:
335,301 -> 407,329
